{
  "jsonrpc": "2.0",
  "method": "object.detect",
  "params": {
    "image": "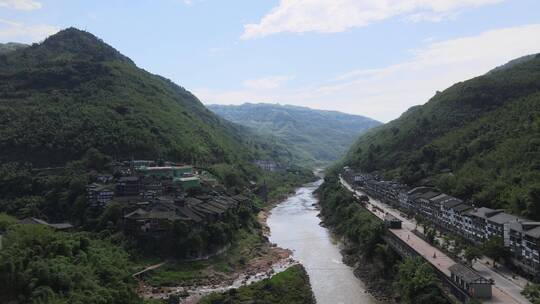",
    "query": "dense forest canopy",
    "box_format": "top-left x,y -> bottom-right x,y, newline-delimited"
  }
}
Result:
0,28 -> 294,170
343,53 -> 540,219
0,42 -> 28,54
0,215 -> 142,304
0,28 -> 316,227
